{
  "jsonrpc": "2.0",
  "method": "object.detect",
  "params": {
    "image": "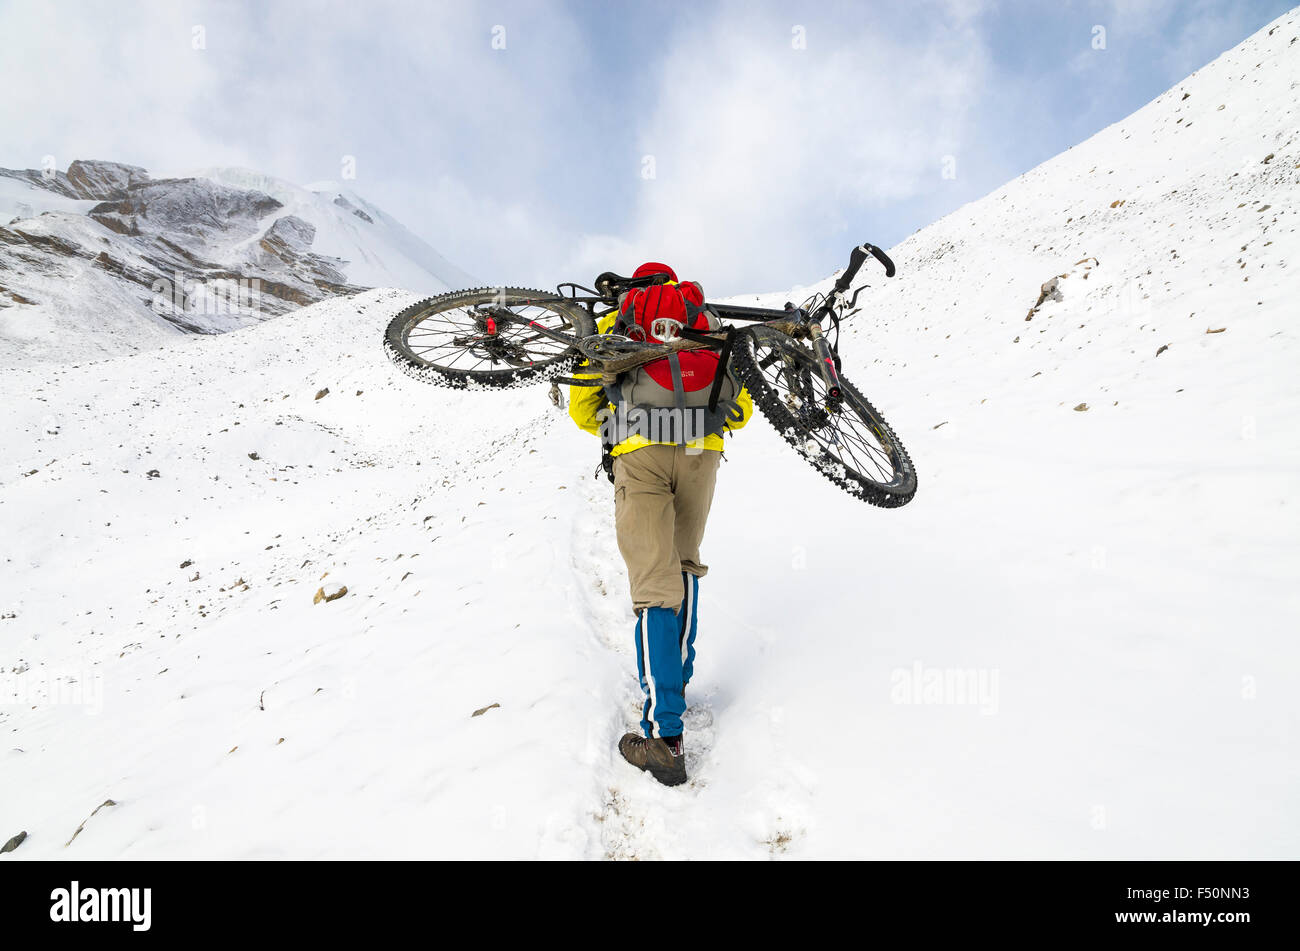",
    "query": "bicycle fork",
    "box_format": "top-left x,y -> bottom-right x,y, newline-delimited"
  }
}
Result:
807,322 -> 843,402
